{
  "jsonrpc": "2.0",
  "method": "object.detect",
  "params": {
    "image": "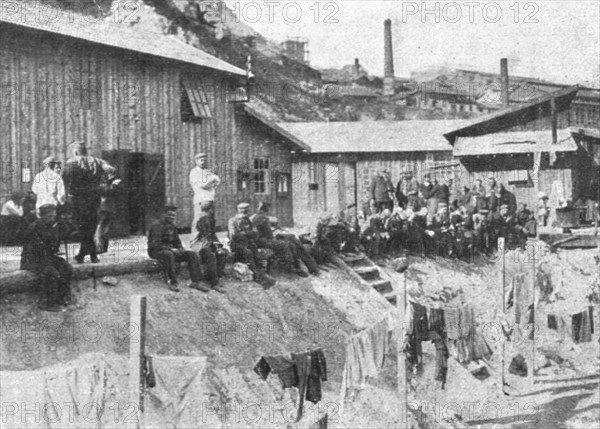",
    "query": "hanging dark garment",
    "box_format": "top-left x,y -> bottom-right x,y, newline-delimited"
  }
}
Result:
253,355 -> 298,388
